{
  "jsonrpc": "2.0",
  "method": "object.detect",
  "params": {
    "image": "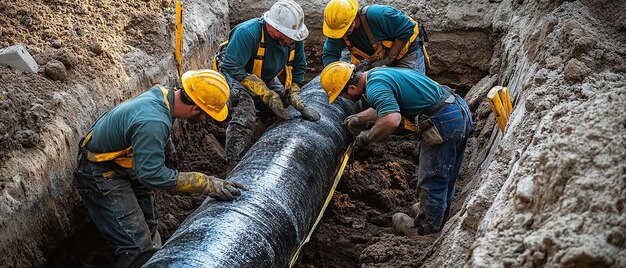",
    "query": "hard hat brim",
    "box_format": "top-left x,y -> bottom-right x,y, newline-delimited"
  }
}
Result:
323,20 -> 349,39
263,12 -> 309,41
209,105 -> 229,122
